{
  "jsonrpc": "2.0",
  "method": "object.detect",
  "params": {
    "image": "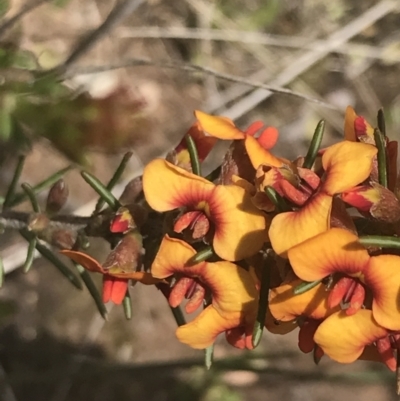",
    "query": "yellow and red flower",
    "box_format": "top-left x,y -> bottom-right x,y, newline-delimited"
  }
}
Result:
269,141 -> 377,256
314,310 -> 397,371
287,228 -> 400,331
151,235 -> 258,349
142,159 -> 267,261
